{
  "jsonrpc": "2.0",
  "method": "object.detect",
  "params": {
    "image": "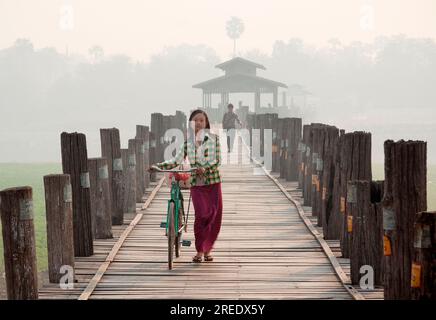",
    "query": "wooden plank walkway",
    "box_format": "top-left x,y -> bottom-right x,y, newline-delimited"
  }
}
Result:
39,132 -> 382,300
